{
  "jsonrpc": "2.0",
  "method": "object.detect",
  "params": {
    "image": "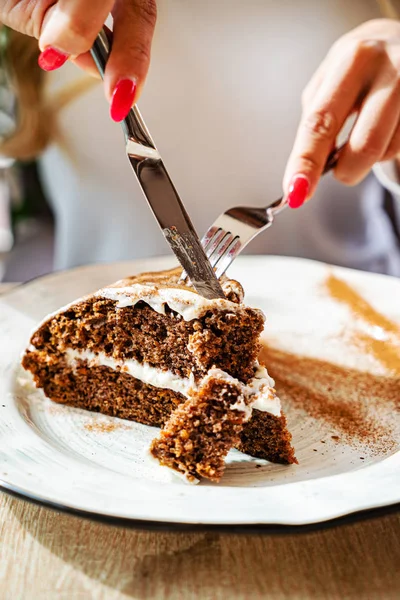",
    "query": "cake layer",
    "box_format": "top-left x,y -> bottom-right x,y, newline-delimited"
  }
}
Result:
30,297 -> 264,383
21,351 -> 296,465
22,351 -> 185,426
